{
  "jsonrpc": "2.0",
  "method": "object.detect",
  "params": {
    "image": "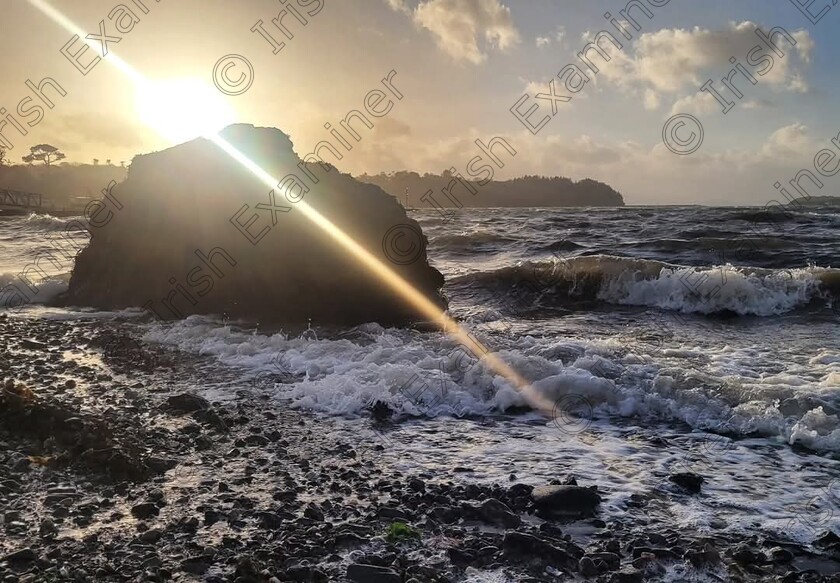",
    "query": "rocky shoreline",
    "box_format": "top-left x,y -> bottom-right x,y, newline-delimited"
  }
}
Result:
1,314 -> 839,582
